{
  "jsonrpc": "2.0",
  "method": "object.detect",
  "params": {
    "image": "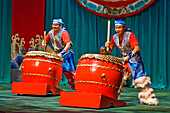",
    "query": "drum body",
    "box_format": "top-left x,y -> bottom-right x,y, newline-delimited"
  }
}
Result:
21,51 -> 63,88
75,54 -> 123,99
